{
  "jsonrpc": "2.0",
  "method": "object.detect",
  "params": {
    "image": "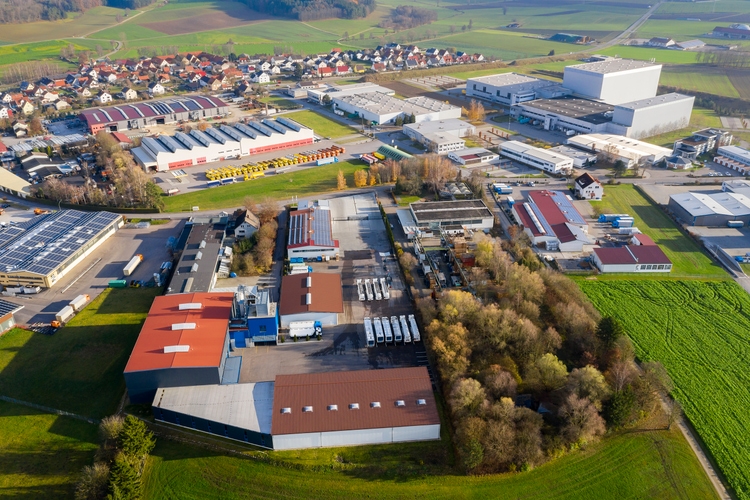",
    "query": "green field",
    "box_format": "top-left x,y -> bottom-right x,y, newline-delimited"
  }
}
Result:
285,110 -> 359,138
590,184 -> 725,278
0,39 -> 102,67
163,160 -> 364,212
0,401 -> 98,498
143,426 -> 716,499
0,287 -> 159,419
598,45 -> 700,64
660,65 -> 741,98
580,279 -> 750,500
645,107 -> 723,148
0,6 -> 134,44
